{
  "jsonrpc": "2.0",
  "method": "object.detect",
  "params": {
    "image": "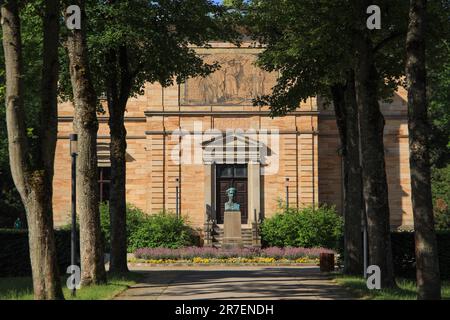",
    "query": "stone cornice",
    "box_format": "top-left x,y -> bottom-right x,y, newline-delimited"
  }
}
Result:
144,110 -> 319,117
319,113 -> 407,120
145,130 -> 318,135
57,135 -> 146,139
58,116 -> 146,122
